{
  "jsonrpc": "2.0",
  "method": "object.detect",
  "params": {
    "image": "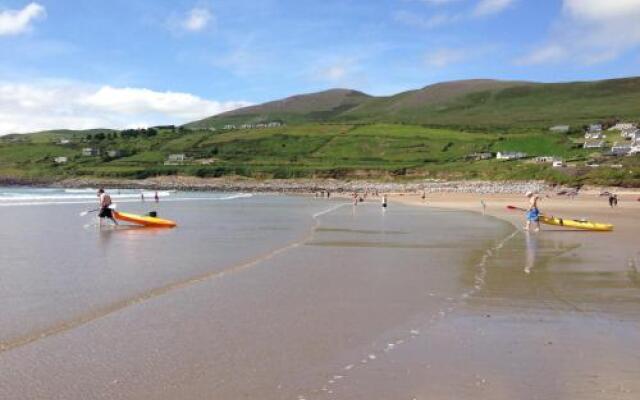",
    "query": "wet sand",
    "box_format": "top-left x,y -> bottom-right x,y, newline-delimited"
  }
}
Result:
1,192 -> 639,399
